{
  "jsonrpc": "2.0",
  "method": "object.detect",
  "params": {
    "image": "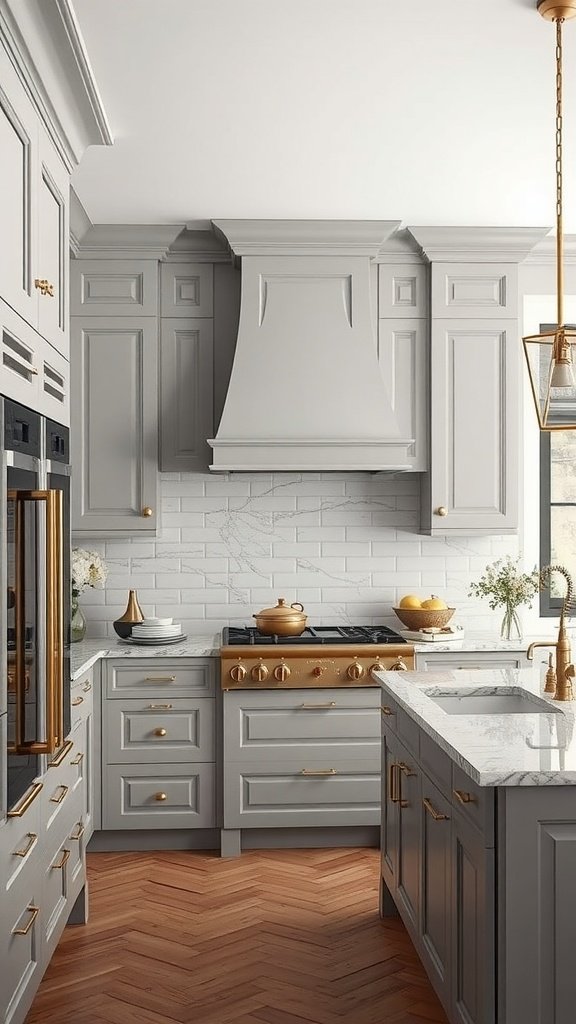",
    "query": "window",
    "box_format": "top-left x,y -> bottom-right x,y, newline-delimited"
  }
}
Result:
540,430 -> 576,615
